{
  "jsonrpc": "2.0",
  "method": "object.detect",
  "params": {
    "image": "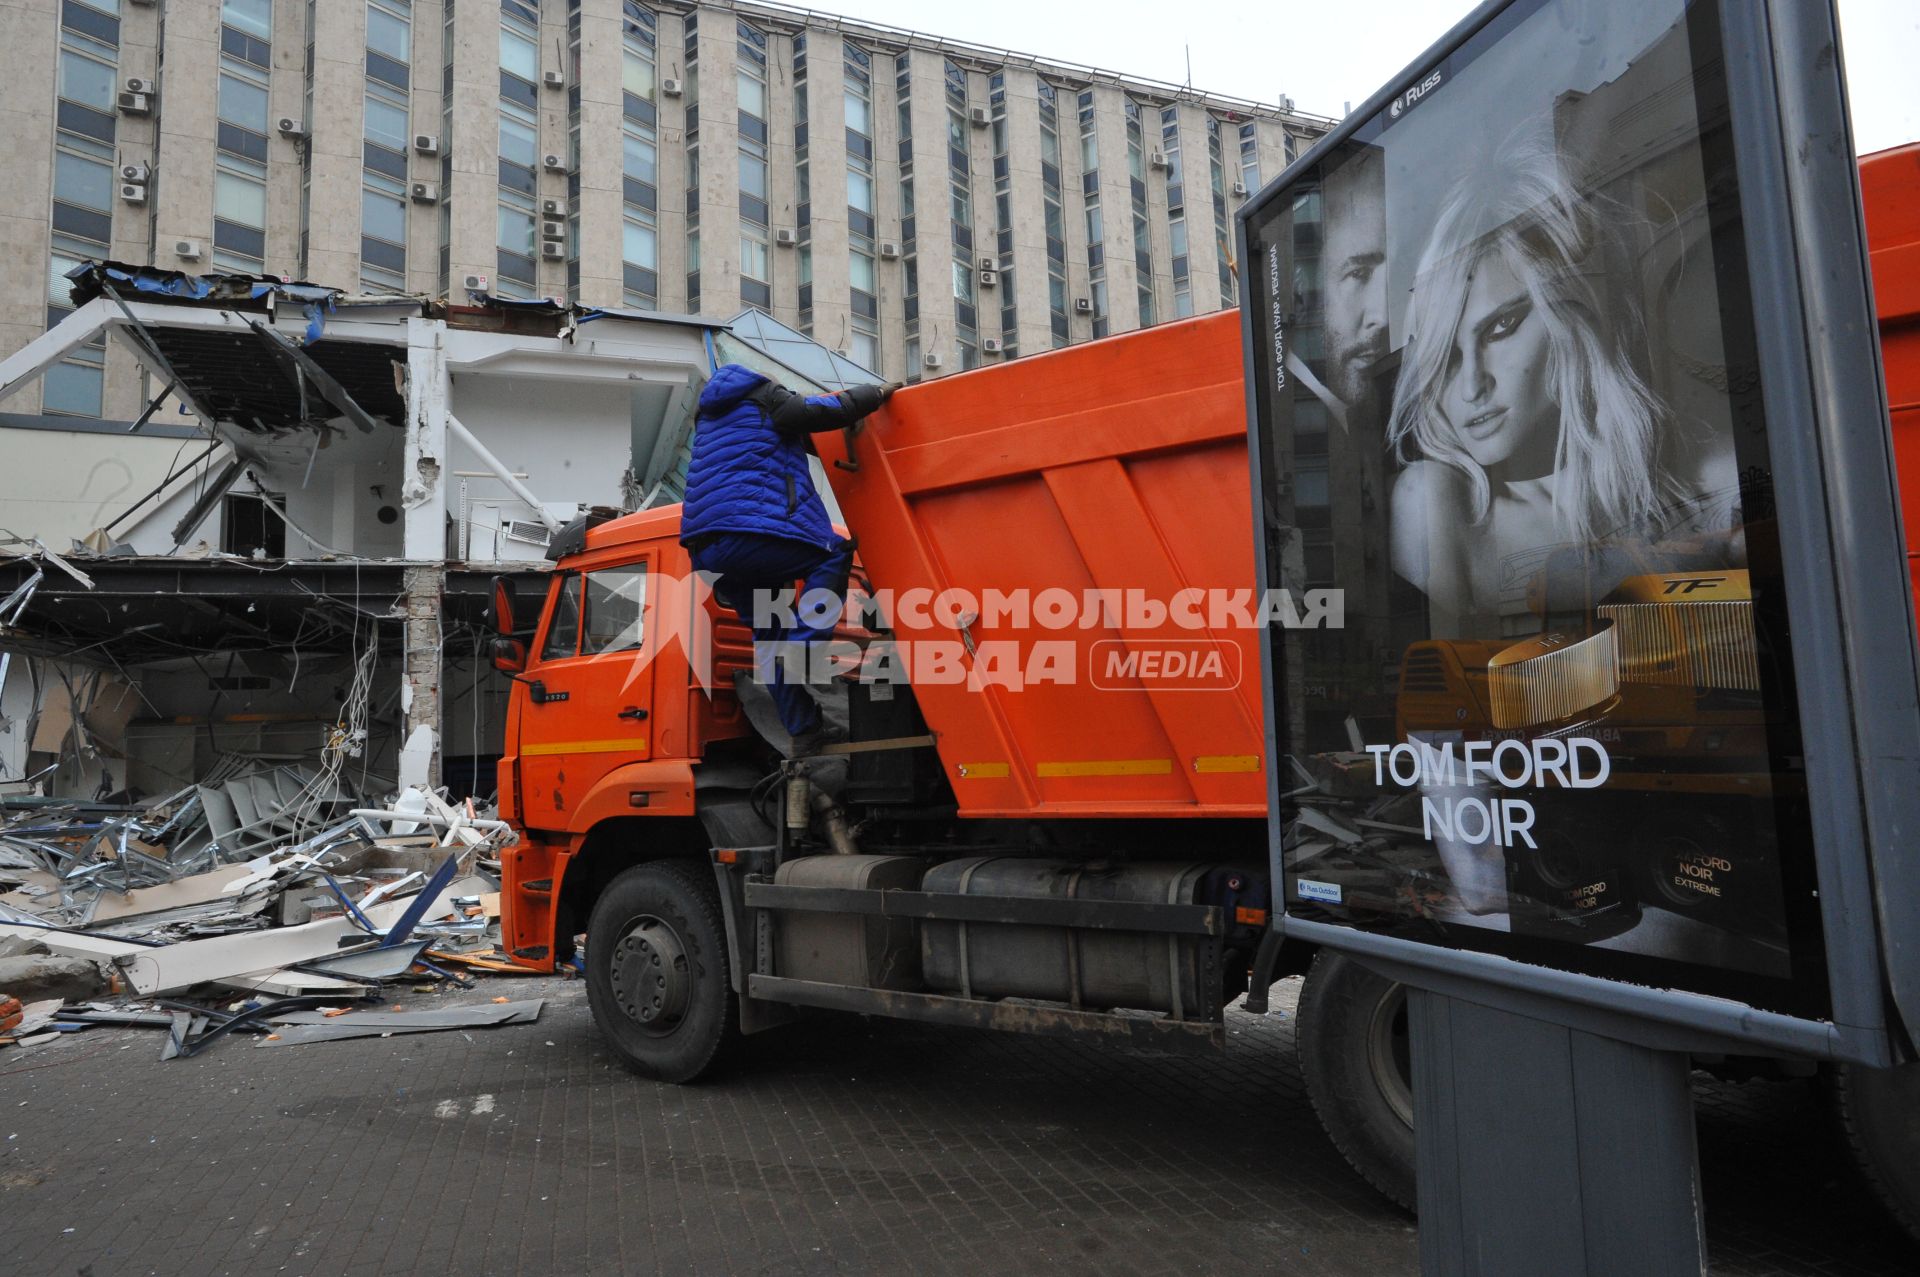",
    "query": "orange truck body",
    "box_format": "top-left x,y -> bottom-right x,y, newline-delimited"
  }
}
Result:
812,309 -> 1266,818
1862,144 -> 1920,628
